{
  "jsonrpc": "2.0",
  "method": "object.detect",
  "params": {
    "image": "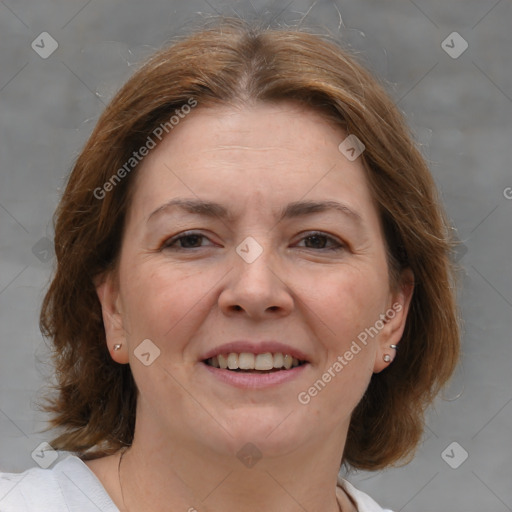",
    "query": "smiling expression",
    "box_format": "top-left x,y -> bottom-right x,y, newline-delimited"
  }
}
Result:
97,100 -> 412,459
